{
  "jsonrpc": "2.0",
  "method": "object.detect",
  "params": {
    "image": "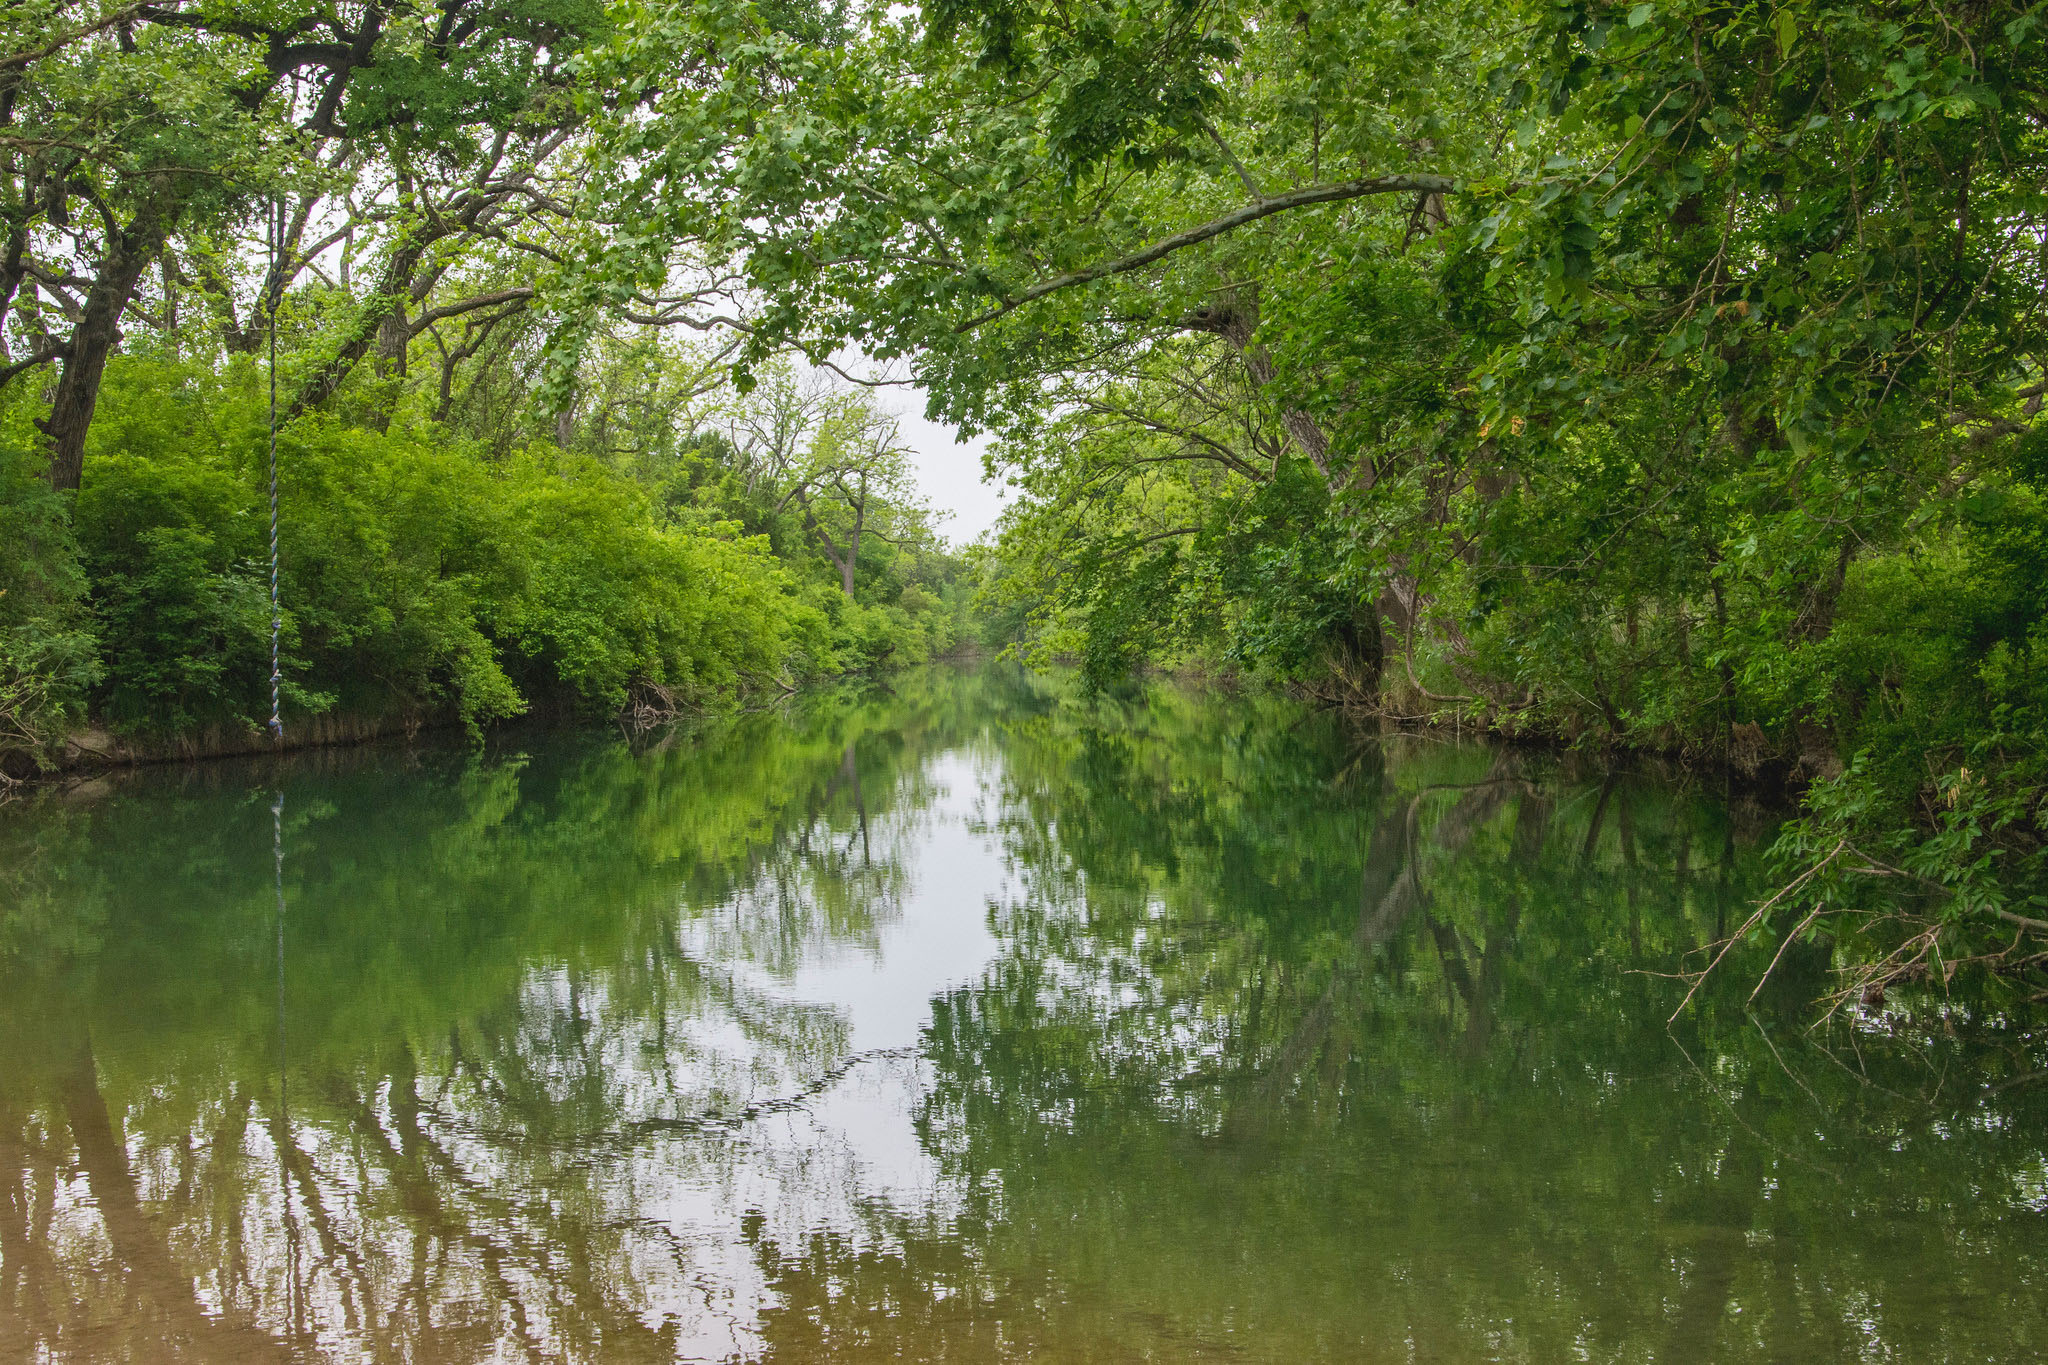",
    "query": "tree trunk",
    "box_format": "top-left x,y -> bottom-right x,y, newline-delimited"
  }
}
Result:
1332,605 -> 1384,696
361,301 -> 410,433
1789,537 -> 1855,778
288,224 -> 440,419
40,199 -> 169,492
796,492 -> 860,599
1182,288 -> 1335,478
1184,287 -> 1482,710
